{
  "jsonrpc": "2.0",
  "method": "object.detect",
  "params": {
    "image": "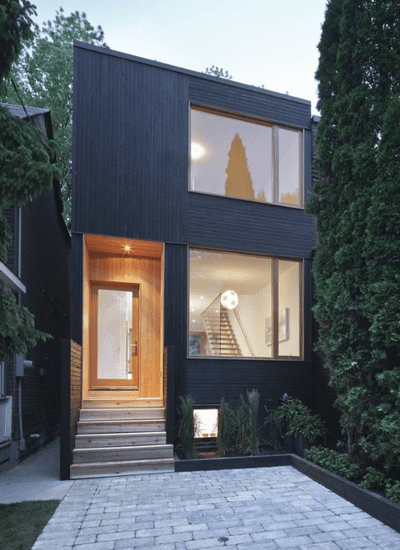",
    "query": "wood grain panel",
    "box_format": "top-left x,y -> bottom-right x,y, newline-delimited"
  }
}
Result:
87,249 -> 162,399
